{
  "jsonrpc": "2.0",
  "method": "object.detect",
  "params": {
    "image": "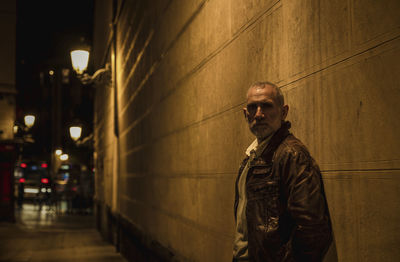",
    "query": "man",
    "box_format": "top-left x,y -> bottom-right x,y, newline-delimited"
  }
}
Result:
233,82 -> 332,261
